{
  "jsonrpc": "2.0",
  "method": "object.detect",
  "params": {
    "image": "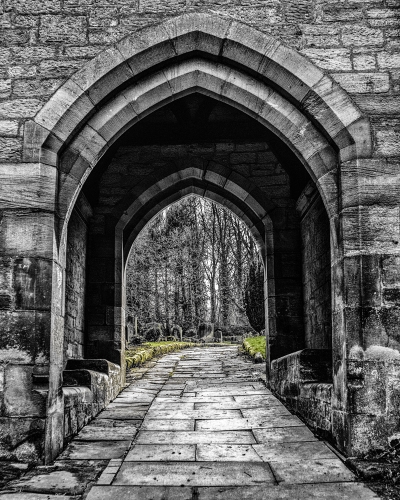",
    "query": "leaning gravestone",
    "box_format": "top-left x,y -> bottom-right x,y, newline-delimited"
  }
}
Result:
184,328 -> 197,342
144,322 -> 163,341
215,329 -> 223,343
198,322 -> 214,342
171,325 -> 183,341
